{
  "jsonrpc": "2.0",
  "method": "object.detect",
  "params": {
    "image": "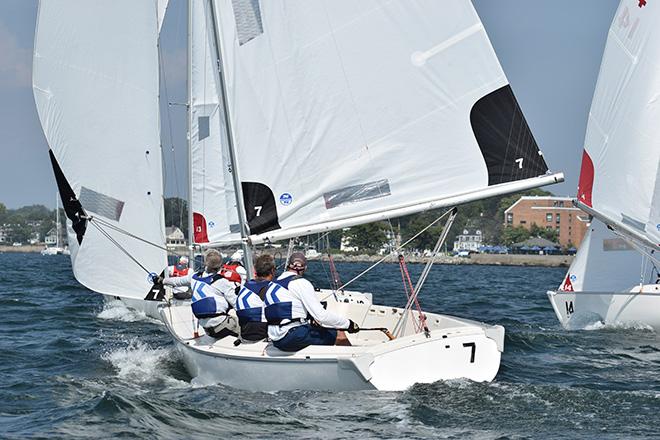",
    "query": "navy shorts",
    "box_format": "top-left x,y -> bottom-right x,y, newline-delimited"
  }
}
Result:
273,324 -> 337,352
